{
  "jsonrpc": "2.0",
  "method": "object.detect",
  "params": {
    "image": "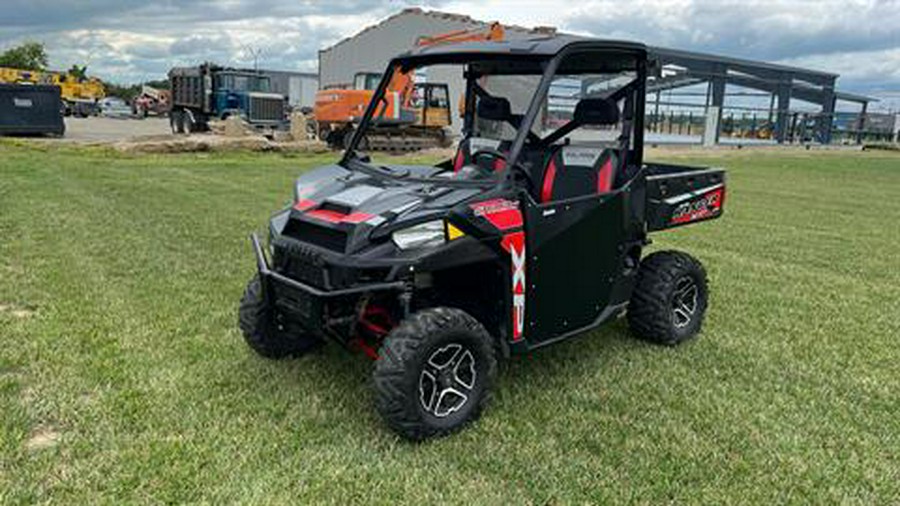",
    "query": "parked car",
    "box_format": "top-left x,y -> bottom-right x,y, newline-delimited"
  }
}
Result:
98,97 -> 133,118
